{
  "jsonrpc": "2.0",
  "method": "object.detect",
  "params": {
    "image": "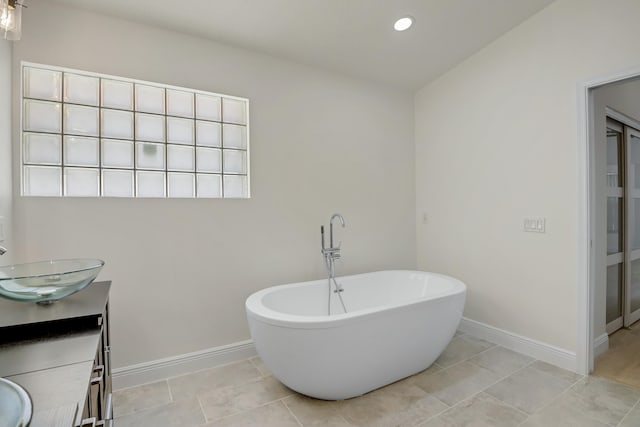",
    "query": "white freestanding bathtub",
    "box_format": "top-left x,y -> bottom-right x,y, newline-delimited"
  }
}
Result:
245,270 -> 466,400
